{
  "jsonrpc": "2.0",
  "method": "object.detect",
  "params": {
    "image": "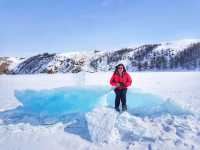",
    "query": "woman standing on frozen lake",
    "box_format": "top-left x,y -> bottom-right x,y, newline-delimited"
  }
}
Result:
110,64 -> 132,112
